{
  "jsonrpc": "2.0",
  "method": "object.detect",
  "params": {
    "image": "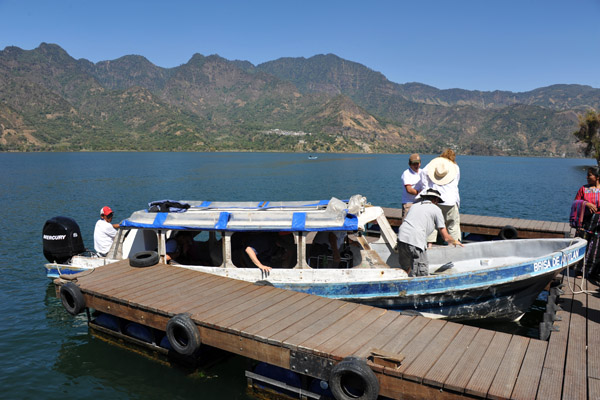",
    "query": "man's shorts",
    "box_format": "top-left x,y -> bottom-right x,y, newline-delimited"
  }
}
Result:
397,241 -> 429,277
